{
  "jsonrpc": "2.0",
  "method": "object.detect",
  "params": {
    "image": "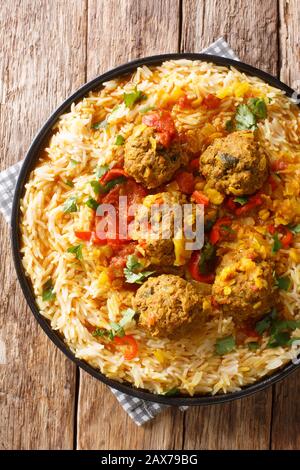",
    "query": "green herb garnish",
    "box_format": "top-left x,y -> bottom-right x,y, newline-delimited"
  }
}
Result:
70,159 -> 80,166
124,255 -> 154,284
234,196 -> 248,206
272,232 -> 282,254
85,197 -> 99,211
267,331 -> 291,348
92,328 -> 107,337
255,316 -> 272,335
63,196 -> 78,213
235,104 -> 257,131
42,279 -> 56,302
198,242 -> 216,275
95,164 -> 109,179
225,119 -> 234,132
119,308 -> 136,327
247,97 -> 267,119
215,335 -> 236,355
109,322 -> 125,338
92,119 -> 107,130
90,180 -> 103,195
104,176 -> 127,192
67,244 -> 83,260
164,387 -> 179,396
248,341 -> 259,351
276,275 -> 291,291
115,135 -> 125,145
288,224 -> 300,235
123,86 -> 146,109
65,179 -> 74,188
